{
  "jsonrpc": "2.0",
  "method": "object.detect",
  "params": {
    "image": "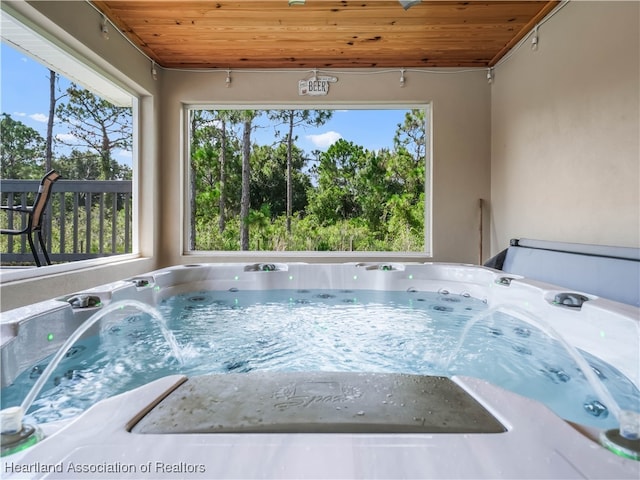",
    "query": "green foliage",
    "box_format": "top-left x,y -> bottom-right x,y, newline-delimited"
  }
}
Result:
191,207 -> 424,252
394,108 -> 427,161
189,108 -> 427,252
308,139 -> 367,222
51,149 -> 131,181
250,144 -> 311,217
2,84 -> 132,182
55,84 -> 132,180
0,113 -> 45,179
